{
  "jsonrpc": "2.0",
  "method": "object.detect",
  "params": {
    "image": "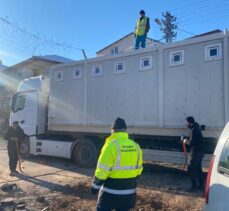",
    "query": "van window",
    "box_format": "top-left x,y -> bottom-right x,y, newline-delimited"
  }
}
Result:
218,139 -> 229,176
